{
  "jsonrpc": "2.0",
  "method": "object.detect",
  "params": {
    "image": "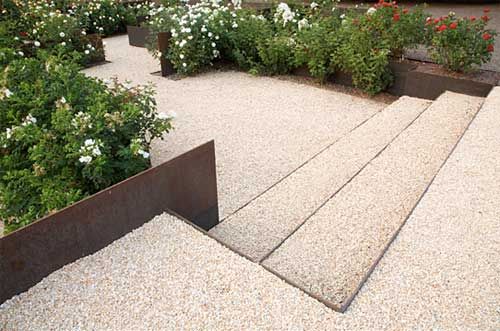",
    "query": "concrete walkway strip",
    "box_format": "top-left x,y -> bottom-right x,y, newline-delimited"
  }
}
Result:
210,97 -> 431,262
262,92 -> 484,311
